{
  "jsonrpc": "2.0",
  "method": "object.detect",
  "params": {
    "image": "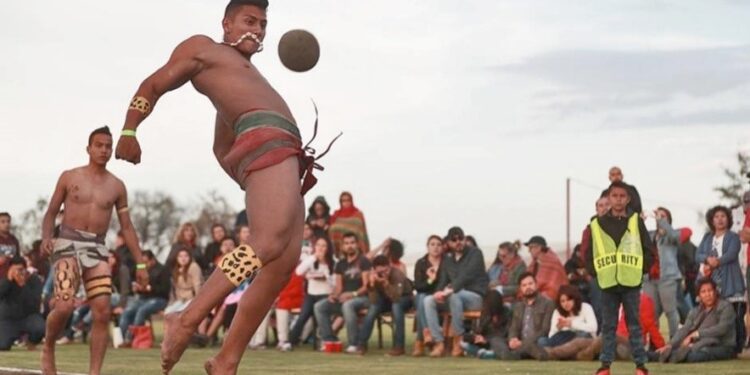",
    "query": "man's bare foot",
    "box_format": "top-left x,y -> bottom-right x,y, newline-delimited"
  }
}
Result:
204,357 -> 236,375
41,343 -> 57,375
161,313 -> 195,374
